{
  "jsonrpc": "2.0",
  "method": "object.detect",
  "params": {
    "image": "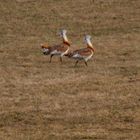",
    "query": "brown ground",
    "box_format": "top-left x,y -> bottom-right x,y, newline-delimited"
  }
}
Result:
0,0 -> 140,139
